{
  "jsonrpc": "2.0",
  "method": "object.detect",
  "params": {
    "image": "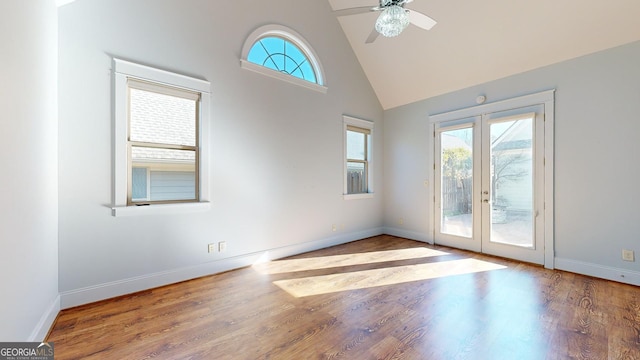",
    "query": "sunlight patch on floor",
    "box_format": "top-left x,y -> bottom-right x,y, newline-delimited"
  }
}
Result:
273,258 -> 507,297
252,247 -> 450,275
